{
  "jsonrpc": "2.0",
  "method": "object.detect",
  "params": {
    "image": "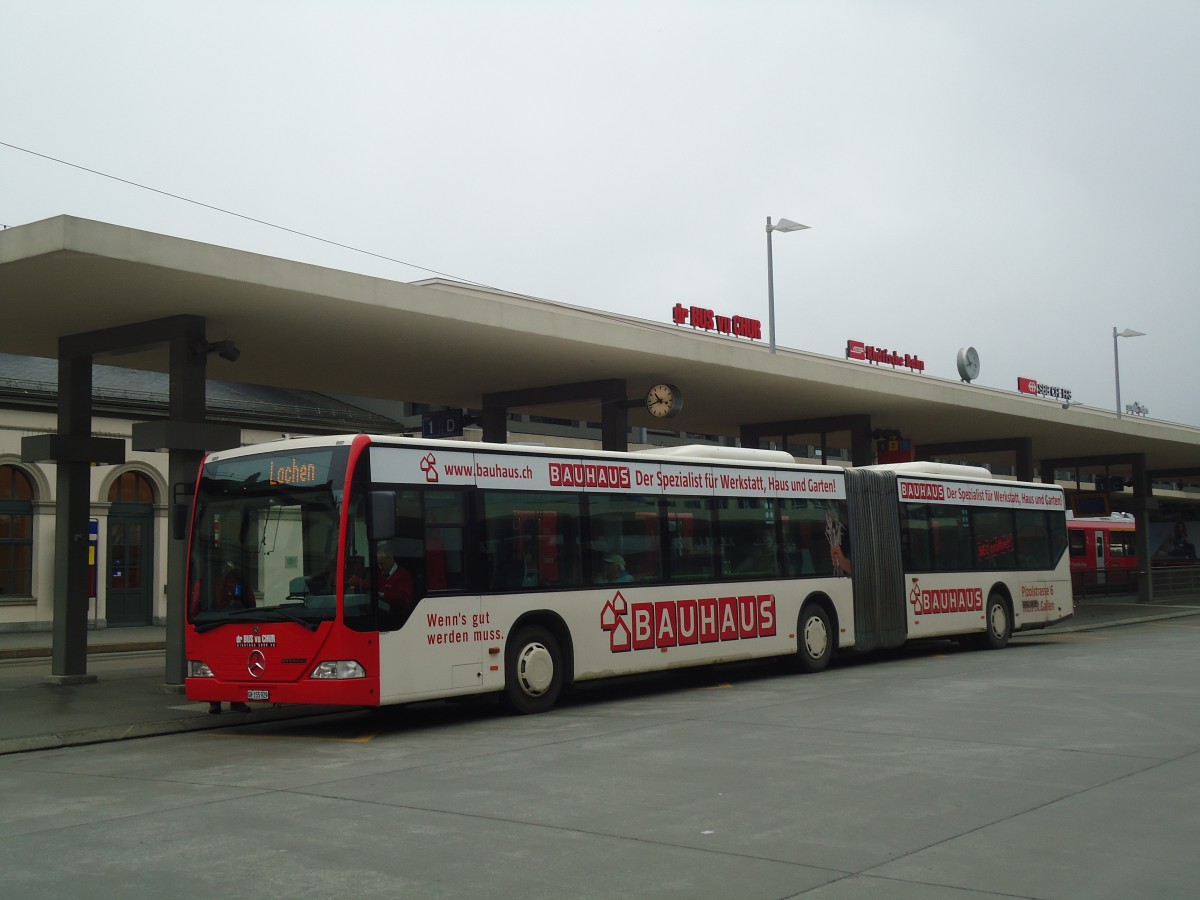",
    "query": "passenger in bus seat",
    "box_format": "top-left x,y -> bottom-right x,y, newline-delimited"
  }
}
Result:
602,554 -> 635,583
